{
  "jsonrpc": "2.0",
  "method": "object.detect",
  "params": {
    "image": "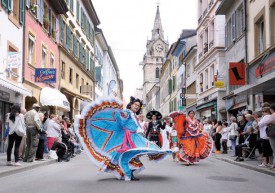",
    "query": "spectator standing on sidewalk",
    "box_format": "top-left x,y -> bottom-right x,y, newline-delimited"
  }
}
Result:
238,115 -> 247,145
252,112 -> 262,160
19,108 -> 27,160
35,113 -> 47,160
244,114 -> 253,137
229,117 -> 238,156
258,107 -> 273,167
24,104 -> 42,162
213,121 -> 222,154
211,119 -> 218,153
6,105 -> 26,166
266,104 -> 275,170
221,122 -> 229,154
46,114 -> 62,150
